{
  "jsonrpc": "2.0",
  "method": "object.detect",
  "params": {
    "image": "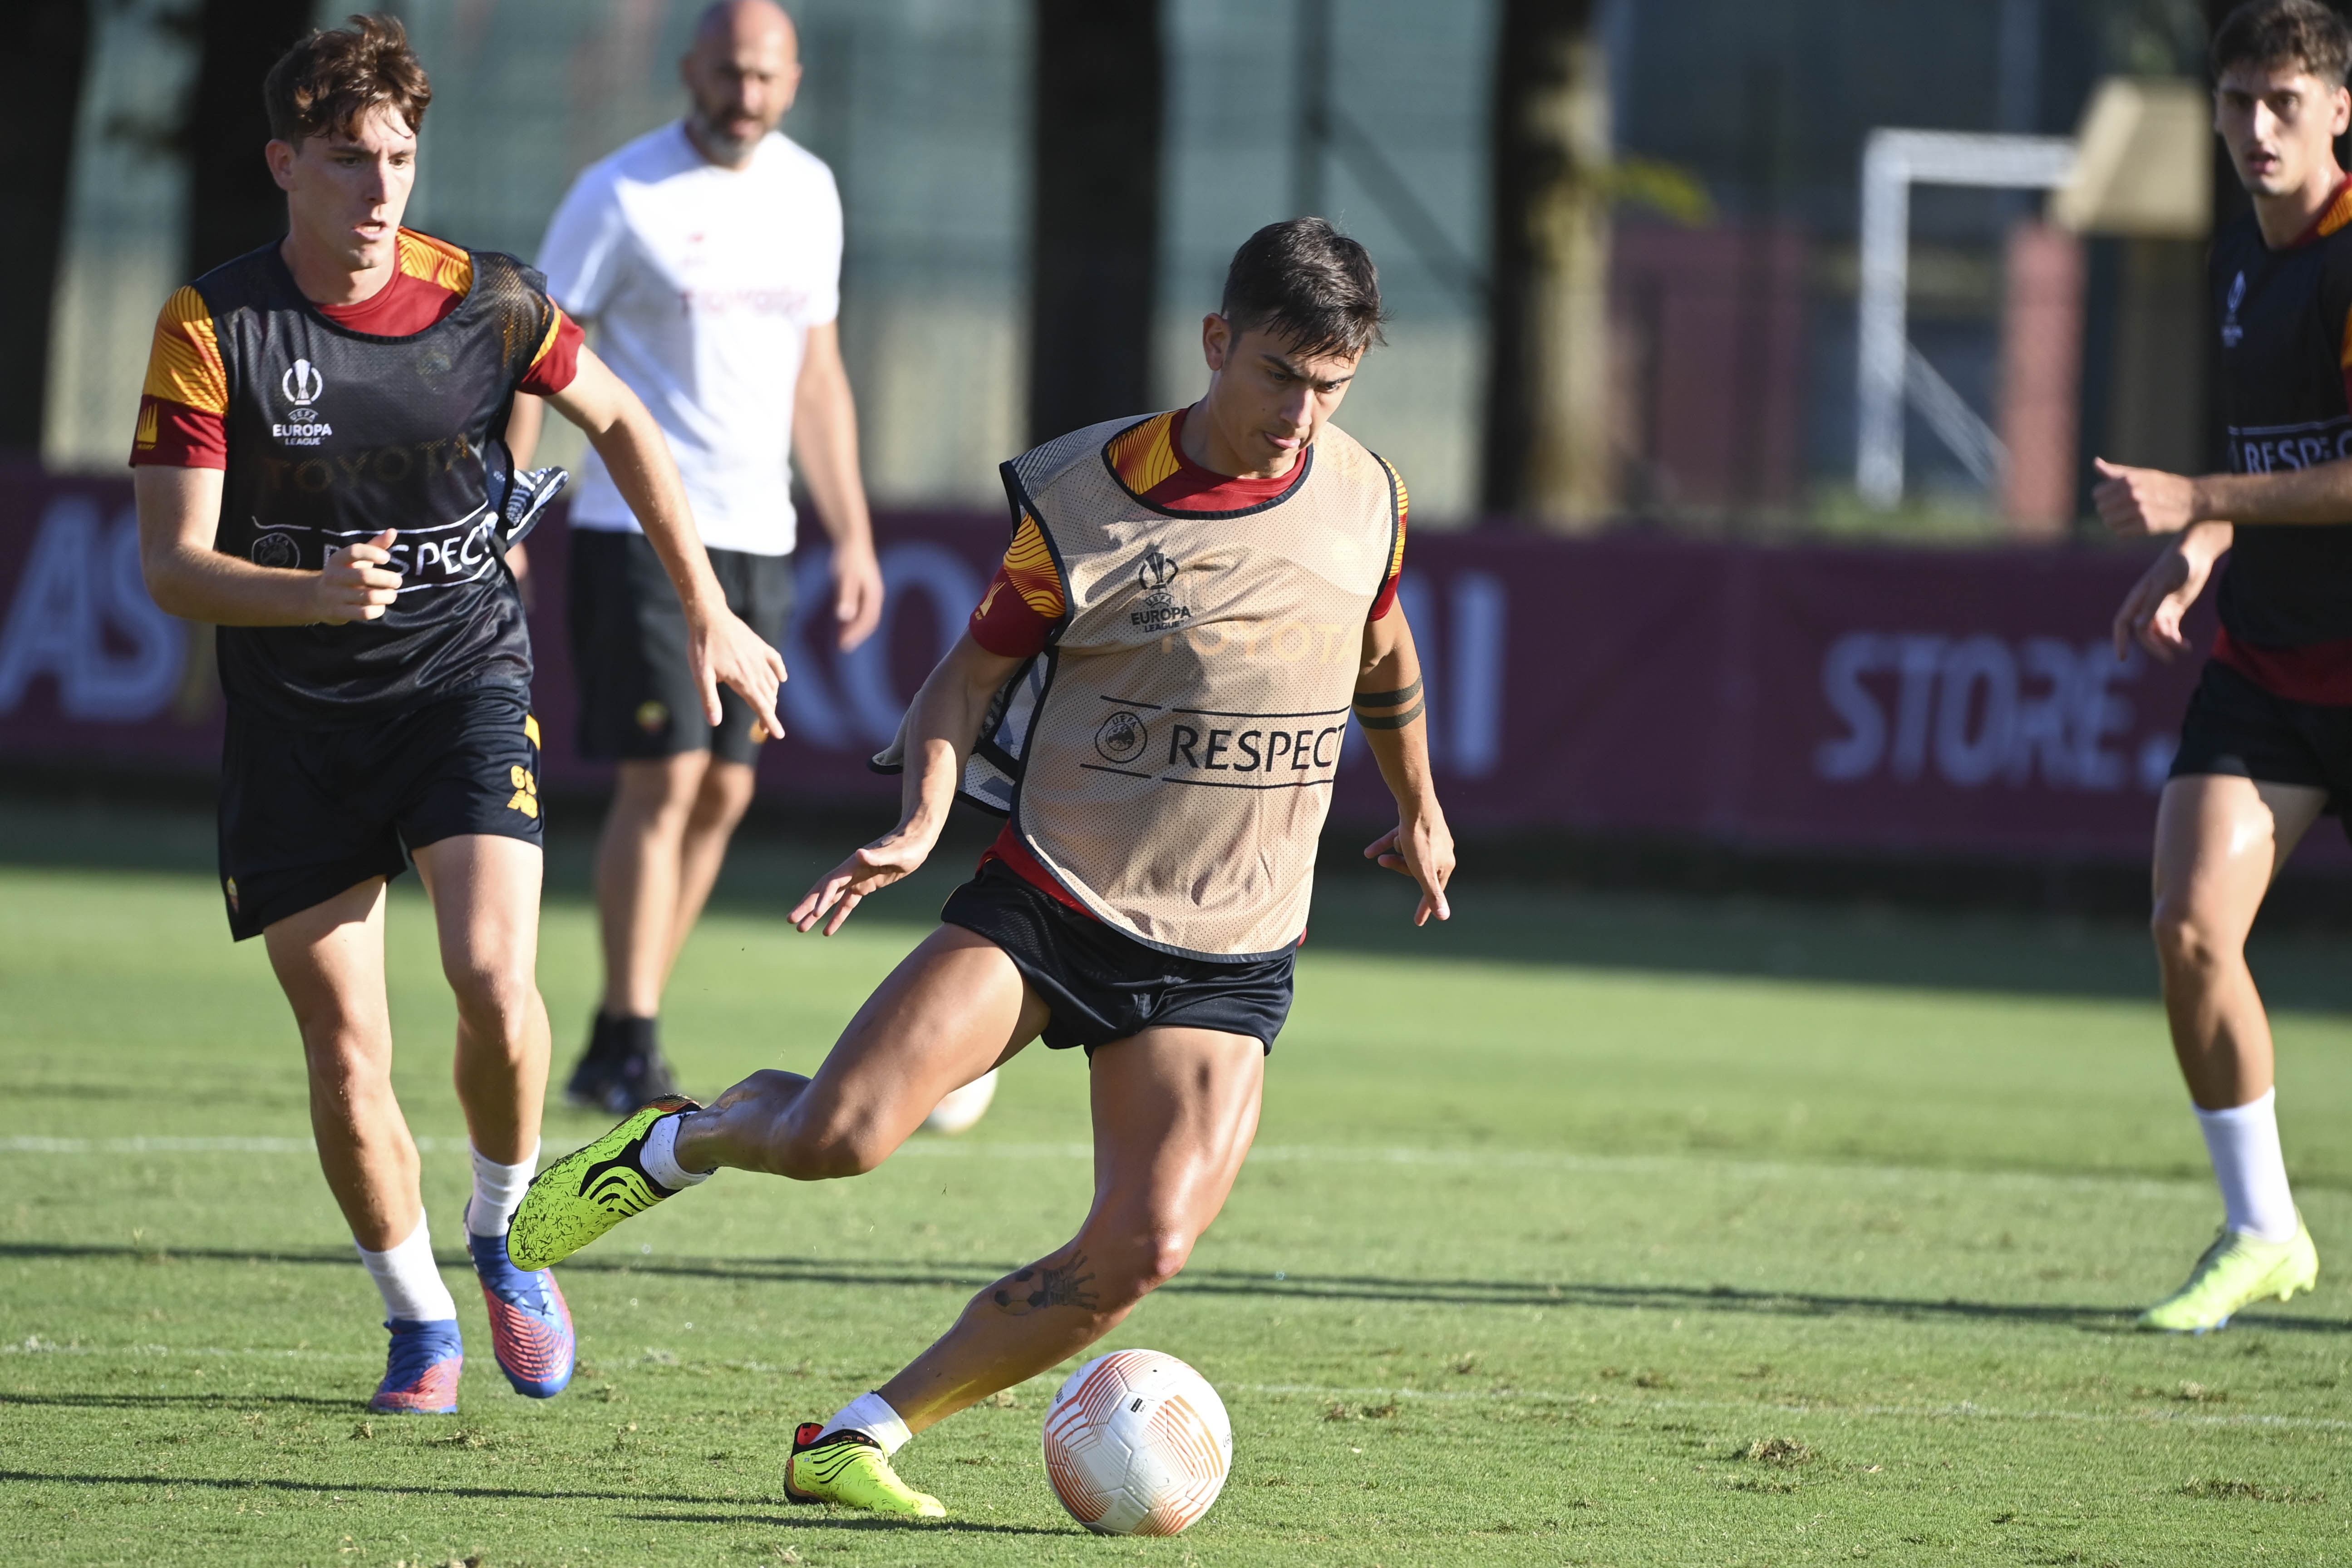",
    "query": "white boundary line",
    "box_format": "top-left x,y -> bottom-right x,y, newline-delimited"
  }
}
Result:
0,1344 -> 2339,1431
0,1135 -> 2223,1199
